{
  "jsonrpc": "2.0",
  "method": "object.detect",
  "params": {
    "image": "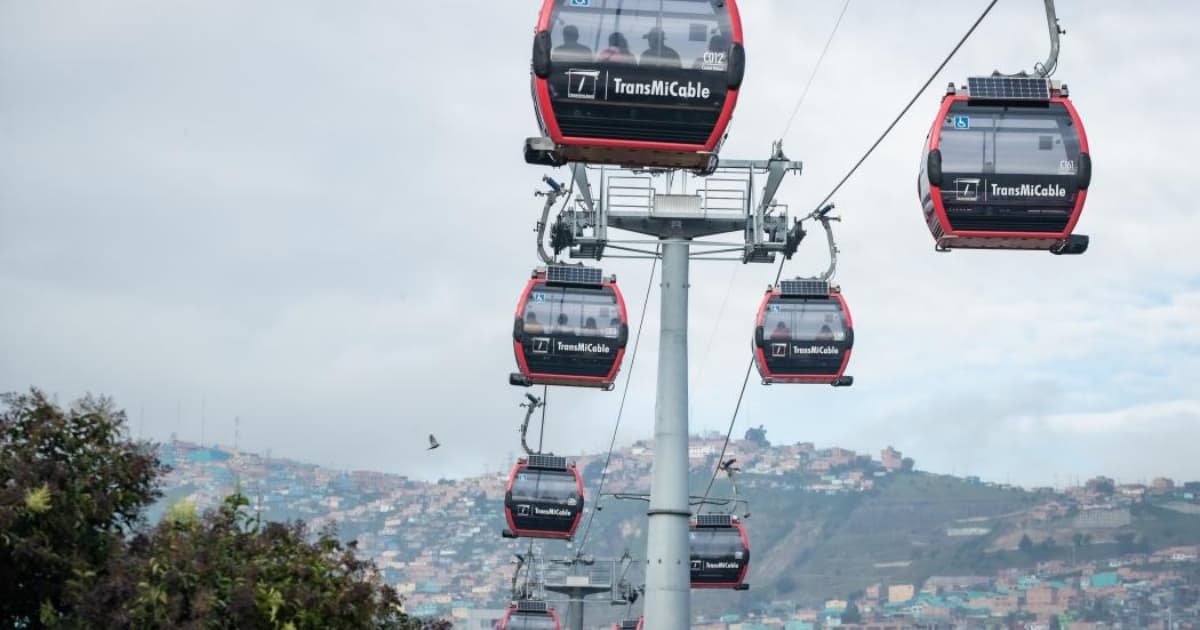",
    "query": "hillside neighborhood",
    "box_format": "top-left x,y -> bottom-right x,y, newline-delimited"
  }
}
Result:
157,435 -> 1200,629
